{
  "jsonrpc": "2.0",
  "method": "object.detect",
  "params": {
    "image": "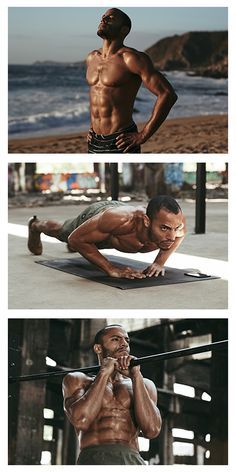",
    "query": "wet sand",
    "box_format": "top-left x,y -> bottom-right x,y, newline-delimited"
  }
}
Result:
8,114 -> 228,154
